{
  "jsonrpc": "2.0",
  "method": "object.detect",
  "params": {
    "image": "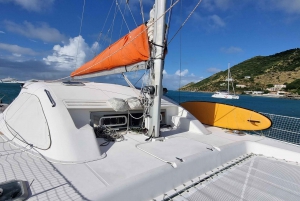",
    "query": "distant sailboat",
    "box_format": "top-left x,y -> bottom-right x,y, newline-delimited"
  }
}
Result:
212,63 -> 239,99
0,77 -> 24,84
